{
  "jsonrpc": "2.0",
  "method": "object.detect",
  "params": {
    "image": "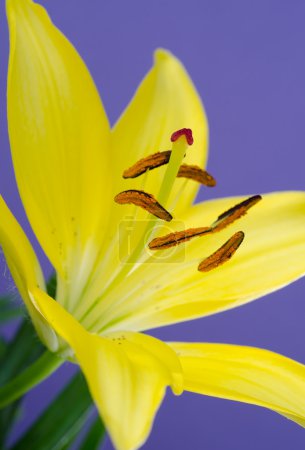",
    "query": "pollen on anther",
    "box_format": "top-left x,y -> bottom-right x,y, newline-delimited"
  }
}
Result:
114,189 -> 173,222
149,227 -> 210,250
171,128 -> 194,145
177,164 -> 216,187
198,231 -> 245,272
212,195 -> 262,232
123,151 -> 171,178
